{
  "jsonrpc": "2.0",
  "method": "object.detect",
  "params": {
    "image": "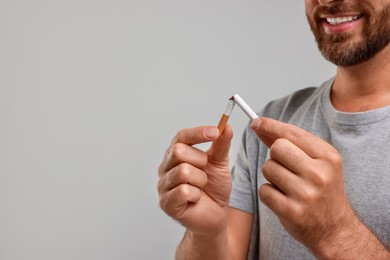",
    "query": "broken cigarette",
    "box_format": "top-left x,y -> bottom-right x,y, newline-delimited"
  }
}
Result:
217,94 -> 258,134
